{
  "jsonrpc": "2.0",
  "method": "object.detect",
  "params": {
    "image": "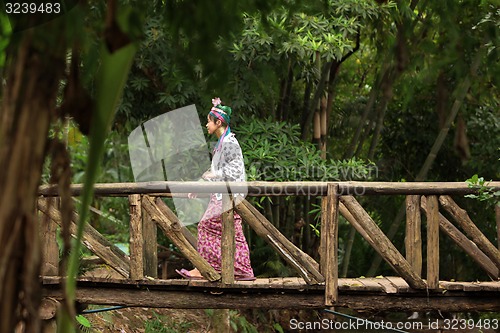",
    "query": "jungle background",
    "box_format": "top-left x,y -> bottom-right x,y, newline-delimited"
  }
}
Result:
0,0 -> 499,332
